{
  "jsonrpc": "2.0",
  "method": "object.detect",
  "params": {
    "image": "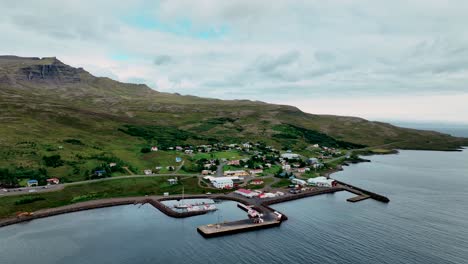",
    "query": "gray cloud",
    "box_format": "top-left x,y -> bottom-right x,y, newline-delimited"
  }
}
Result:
154,55 -> 173,65
253,50 -> 300,73
2,0 -> 468,122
